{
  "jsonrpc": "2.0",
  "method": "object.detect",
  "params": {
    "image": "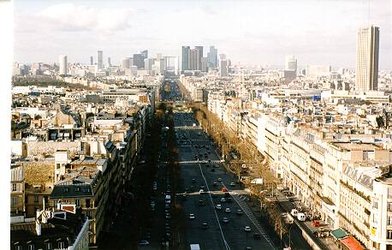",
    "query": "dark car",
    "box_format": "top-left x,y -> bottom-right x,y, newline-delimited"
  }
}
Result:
253,233 -> 261,240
